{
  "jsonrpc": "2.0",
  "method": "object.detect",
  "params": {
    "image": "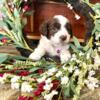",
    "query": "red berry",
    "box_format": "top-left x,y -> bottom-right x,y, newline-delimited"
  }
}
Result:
33,89 -> 41,96
18,96 -> 27,100
38,69 -> 44,74
28,96 -> 33,100
52,80 -> 59,90
1,38 -> 7,43
23,5 -> 29,11
18,71 -> 30,76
